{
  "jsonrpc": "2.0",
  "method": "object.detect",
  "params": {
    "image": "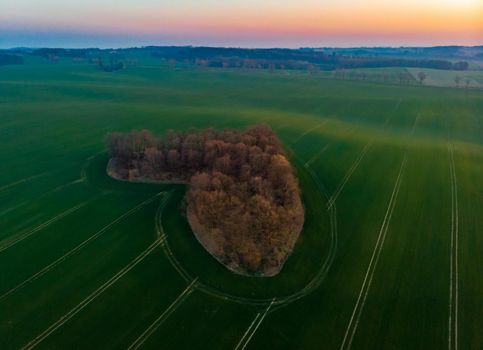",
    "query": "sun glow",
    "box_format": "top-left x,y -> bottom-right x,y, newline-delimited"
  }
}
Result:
441,0 -> 479,7
1,0 -> 482,47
